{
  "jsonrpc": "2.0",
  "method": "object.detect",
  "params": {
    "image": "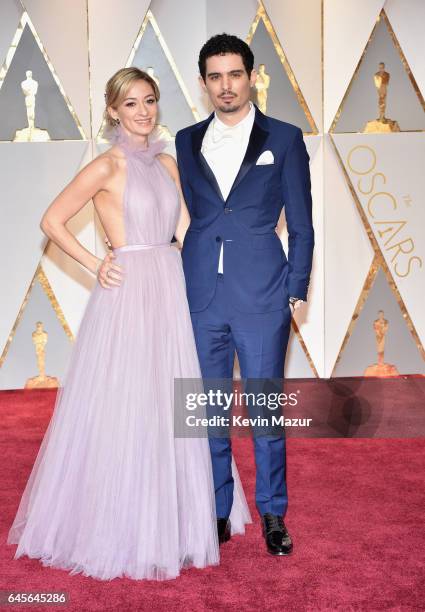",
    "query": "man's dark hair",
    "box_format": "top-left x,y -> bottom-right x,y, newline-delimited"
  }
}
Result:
198,33 -> 254,80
